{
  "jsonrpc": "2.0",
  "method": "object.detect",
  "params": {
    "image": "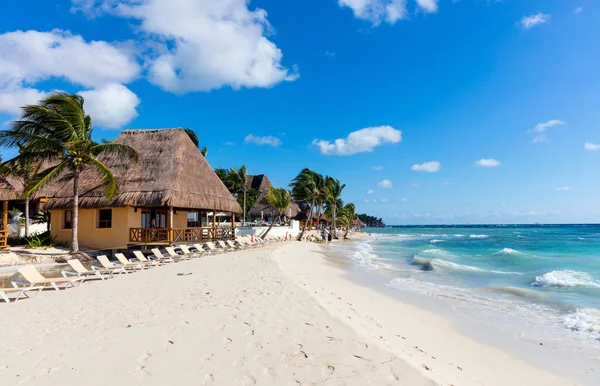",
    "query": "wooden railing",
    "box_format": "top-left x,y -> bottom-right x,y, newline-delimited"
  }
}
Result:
129,227 -> 234,244
0,230 -> 6,249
